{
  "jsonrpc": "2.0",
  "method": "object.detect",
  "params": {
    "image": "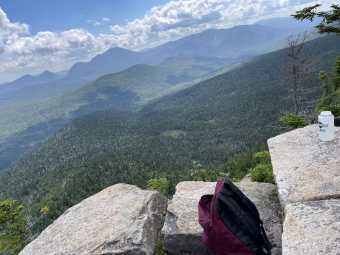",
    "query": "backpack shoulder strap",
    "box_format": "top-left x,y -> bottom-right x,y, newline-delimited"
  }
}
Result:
260,224 -> 272,255
221,178 -> 272,254
223,179 -> 260,219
